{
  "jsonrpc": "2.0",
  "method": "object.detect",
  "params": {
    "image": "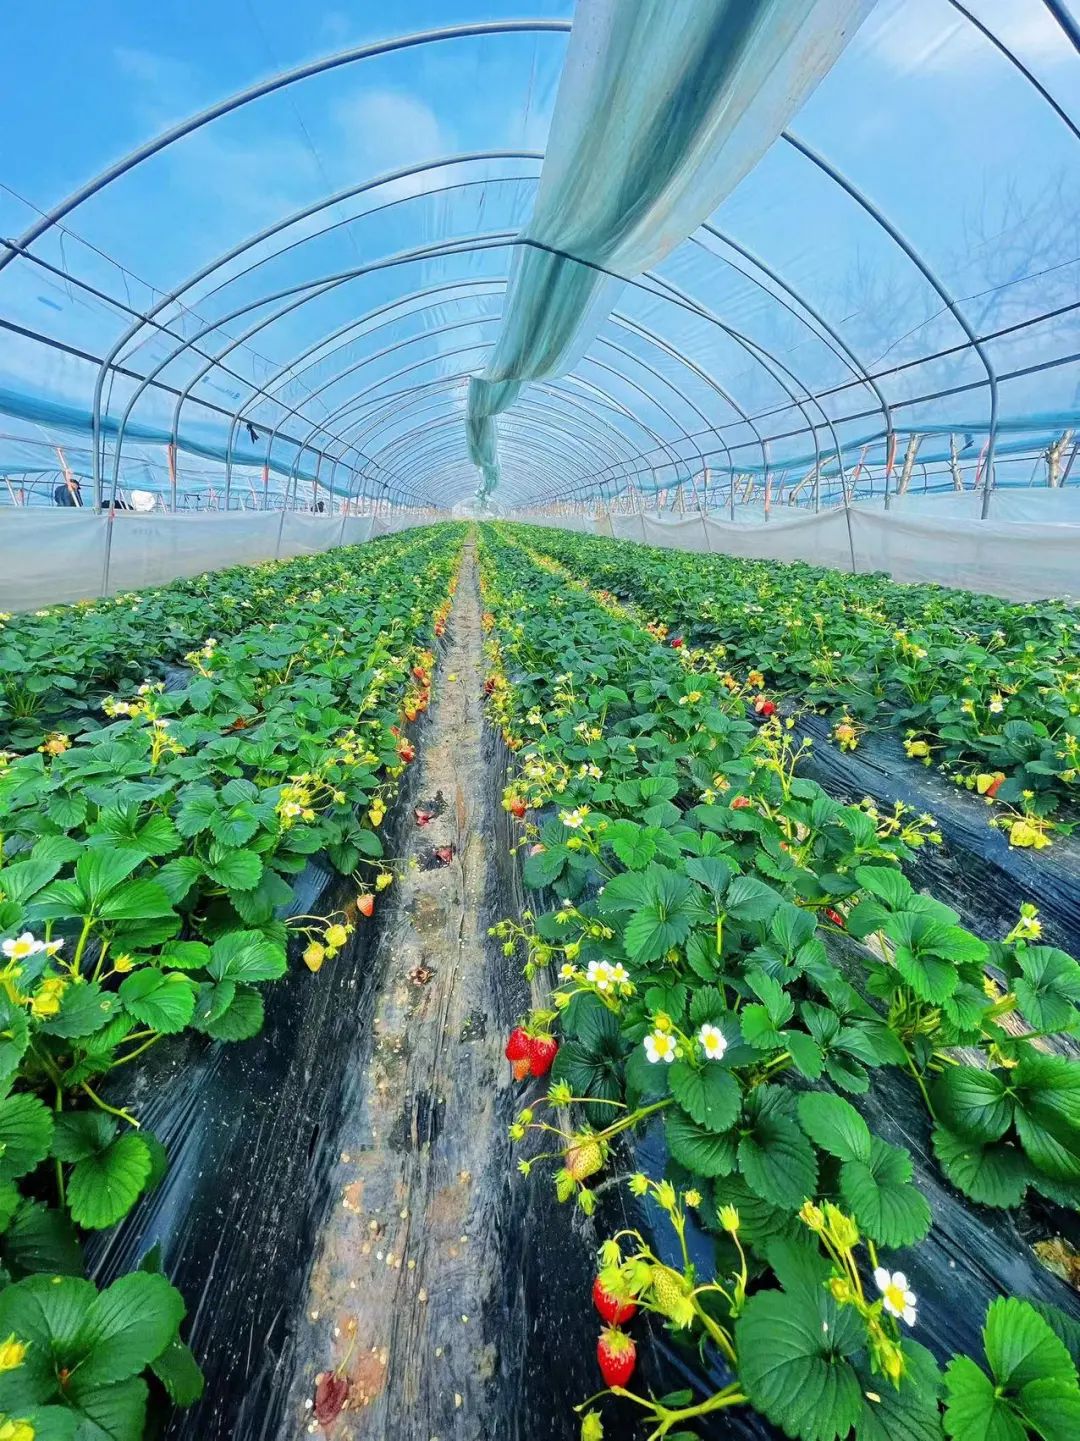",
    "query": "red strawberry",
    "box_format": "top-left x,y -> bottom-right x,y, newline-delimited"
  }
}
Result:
398,743 -> 415,764
434,844 -> 454,866
528,1034 -> 558,1077
511,1057 -> 531,1081
986,774 -> 1005,799
597,1328 -> 636,1388
755,697 -> 777,718
484,677 -> 496,696
505,1026 -> 530,1062
592,1276 -> 637,1325
670,636 -> 684,649
510,799 -> 527,819
313,1371 -> 349,1426
412,666 -> 427,682
357,893 -> 375,918
824,907 -> 846,929
730,795 -> 752,810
